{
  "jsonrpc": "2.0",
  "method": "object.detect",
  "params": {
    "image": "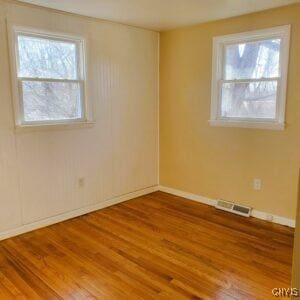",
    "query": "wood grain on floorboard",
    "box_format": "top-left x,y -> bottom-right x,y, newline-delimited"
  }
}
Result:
0,191 -> 294,299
